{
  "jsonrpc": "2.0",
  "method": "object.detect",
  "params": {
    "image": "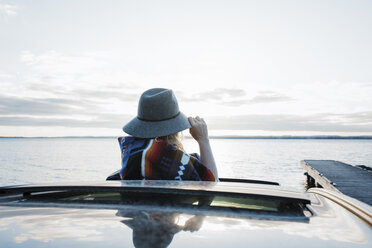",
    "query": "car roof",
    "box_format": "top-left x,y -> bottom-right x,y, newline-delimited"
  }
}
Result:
1,180 -> 372,248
